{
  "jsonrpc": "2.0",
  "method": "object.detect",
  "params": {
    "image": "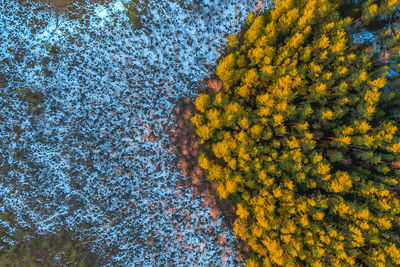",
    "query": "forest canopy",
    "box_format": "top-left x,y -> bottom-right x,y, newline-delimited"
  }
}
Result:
192,0 -> 400,265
